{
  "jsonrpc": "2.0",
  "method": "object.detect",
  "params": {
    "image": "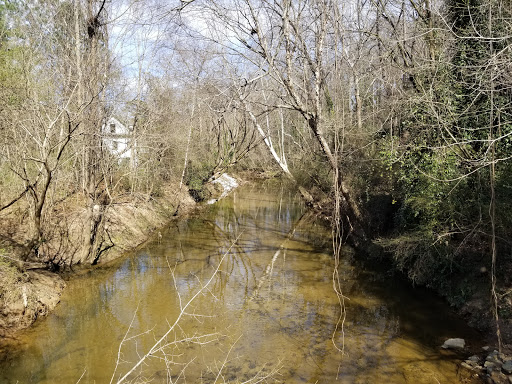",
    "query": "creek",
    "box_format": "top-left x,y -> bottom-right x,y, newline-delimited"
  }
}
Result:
0,181 -> 480,383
